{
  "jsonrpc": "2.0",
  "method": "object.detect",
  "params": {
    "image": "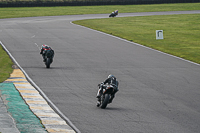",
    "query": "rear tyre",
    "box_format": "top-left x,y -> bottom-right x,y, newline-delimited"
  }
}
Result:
100,94 -> 110,109
46,58 -> 51,68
